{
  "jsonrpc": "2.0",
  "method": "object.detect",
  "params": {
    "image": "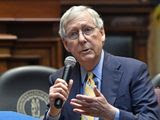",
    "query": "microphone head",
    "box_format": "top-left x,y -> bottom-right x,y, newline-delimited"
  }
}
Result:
64,56 -> 76,67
